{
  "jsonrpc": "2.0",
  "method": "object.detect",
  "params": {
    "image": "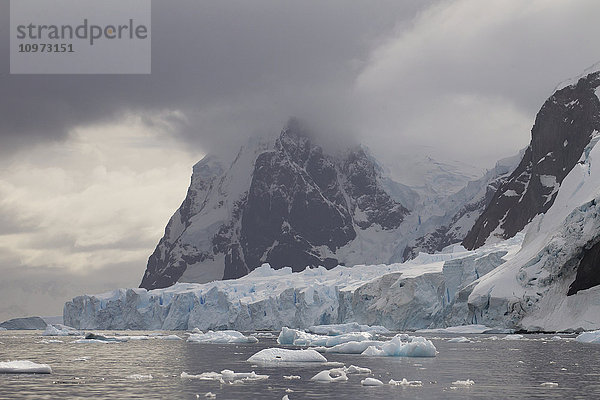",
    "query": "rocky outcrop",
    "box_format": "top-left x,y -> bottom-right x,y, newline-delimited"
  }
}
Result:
463,72 -> 600,249
0,316 -> 47,330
